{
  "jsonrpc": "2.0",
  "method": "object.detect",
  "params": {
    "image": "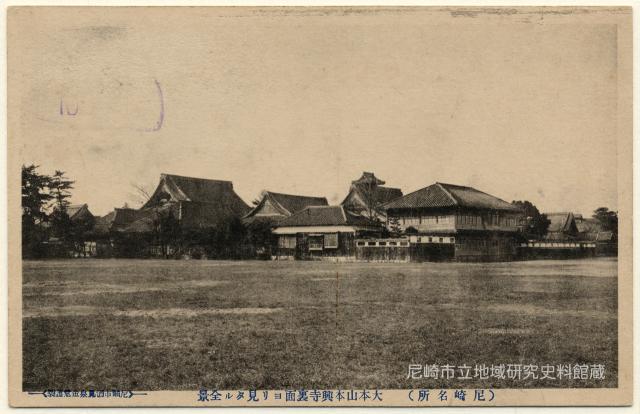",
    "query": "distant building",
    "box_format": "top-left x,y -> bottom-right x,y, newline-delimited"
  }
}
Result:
341,172 -> 402,221
243,191 -> 328,226
575,215 -> 616,255
272,205 -> 382,260
91,174 -> 250,257
544,212 -> 579,241
124,173 -> 250,232
384,182 -> 523,261
66,204 -> 94,224
93,207 -> 145,234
